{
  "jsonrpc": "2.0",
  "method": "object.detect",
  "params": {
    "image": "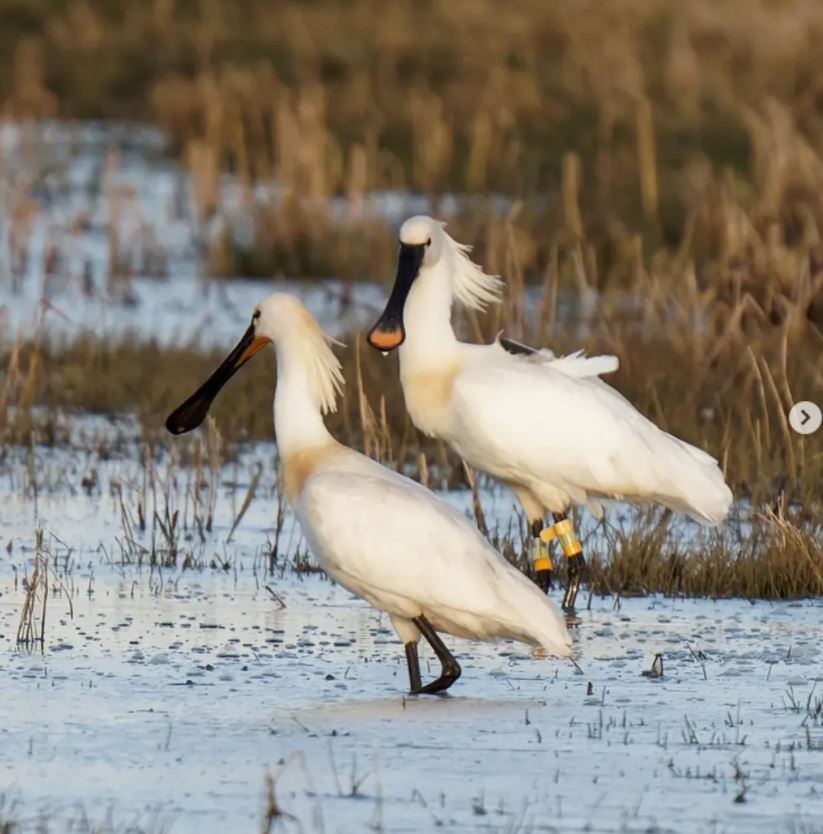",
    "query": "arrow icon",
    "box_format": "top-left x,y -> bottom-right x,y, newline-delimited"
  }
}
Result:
789,401 -> 822,435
